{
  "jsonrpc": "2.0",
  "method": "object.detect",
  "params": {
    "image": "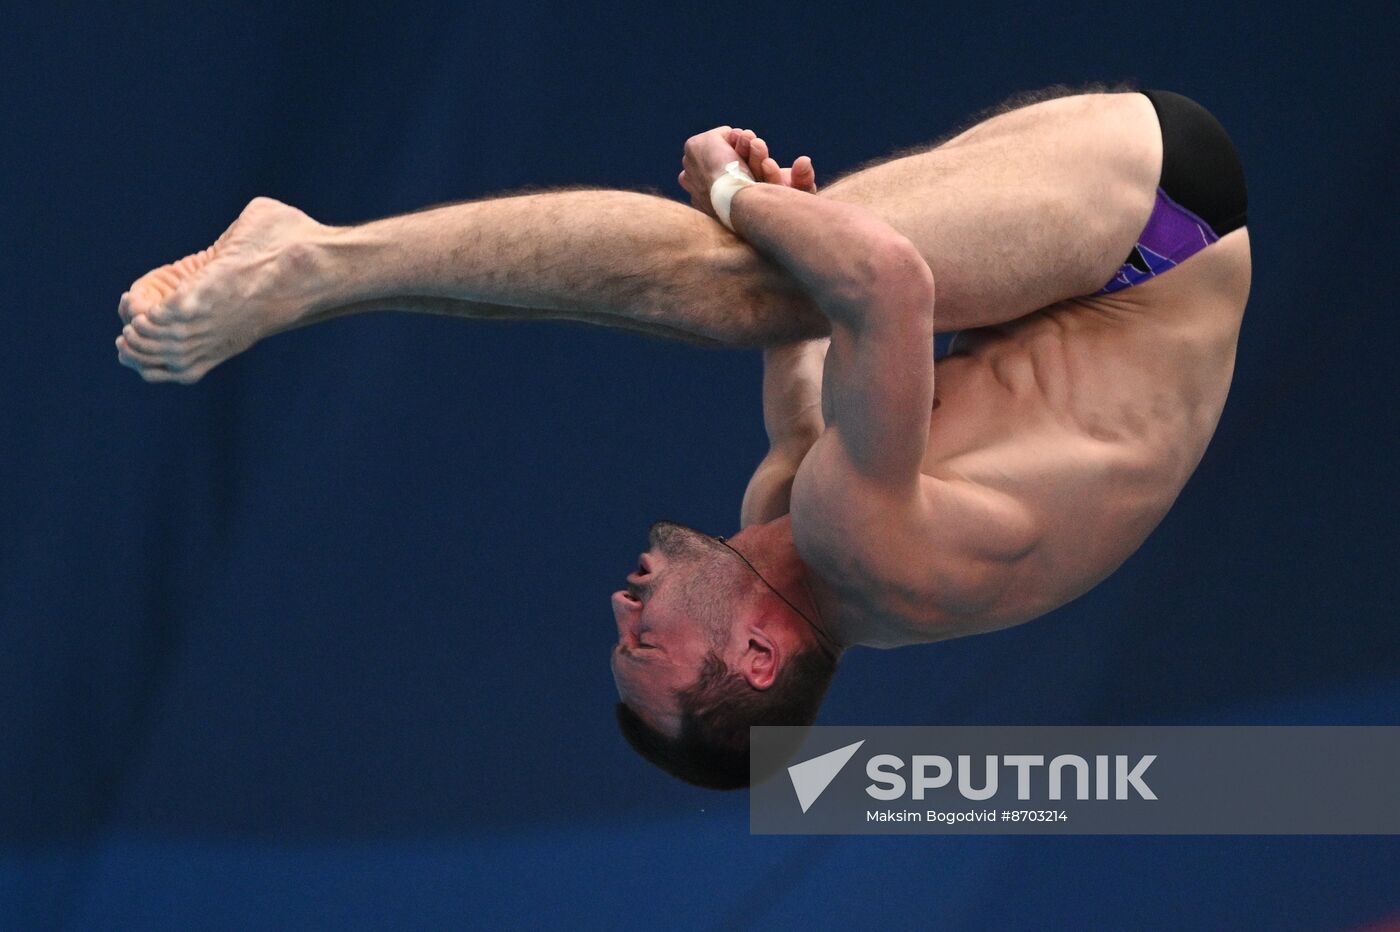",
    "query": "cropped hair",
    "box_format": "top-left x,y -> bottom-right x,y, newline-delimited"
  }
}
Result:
616,647 -> 838,790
